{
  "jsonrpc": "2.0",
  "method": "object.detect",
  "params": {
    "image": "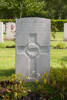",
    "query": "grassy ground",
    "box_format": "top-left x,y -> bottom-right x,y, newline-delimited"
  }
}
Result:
0,41 -> 15,80
51,32 -> 67,68
0,32 -> 67,79
0,47 -> 15,80
51,32 -> 64,40
50,49 -> 67,68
